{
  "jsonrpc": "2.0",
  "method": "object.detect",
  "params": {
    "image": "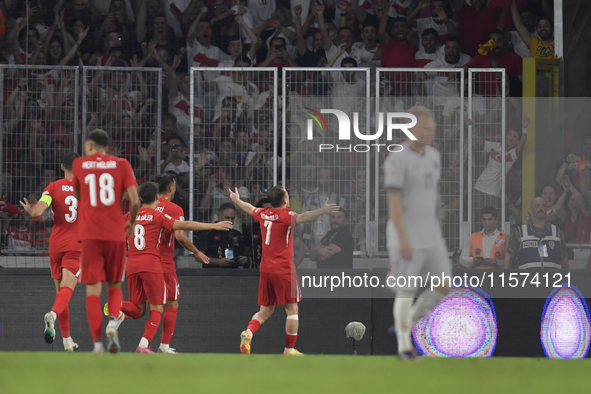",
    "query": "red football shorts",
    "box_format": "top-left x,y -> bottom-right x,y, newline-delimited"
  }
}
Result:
49,251 -> 81,280
163,271 -> 180,301
79,240 -> 126,284
258,272 -> 302,307
127,272 -> 167,306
